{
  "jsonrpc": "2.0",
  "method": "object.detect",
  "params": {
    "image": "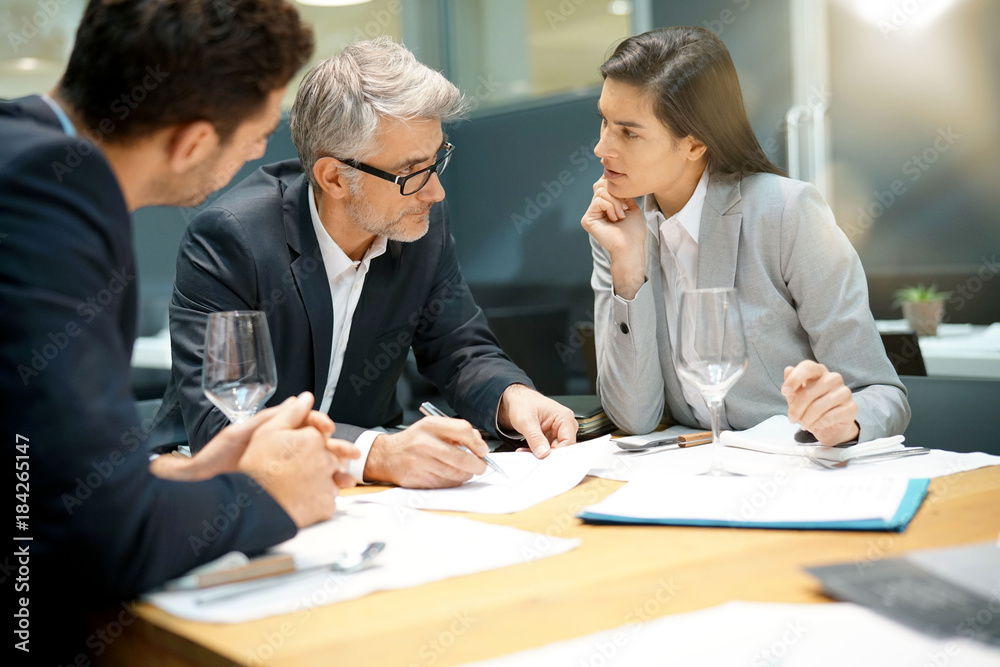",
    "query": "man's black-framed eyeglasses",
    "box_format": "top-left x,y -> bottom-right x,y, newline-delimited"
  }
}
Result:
336,142 -> 454,196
